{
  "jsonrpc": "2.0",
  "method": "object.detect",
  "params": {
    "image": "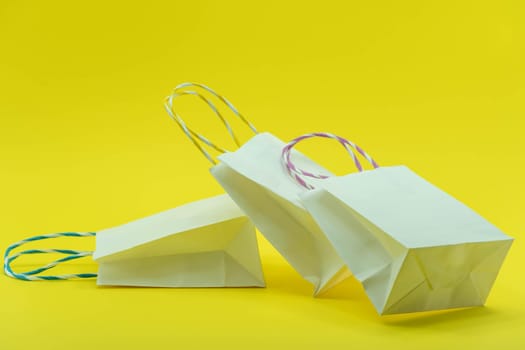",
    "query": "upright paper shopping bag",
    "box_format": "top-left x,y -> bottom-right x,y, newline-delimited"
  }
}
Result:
282,132 -> 513,314
165,83 -> 349,295
5,194 -> 265,288
93,194 -> 265,287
